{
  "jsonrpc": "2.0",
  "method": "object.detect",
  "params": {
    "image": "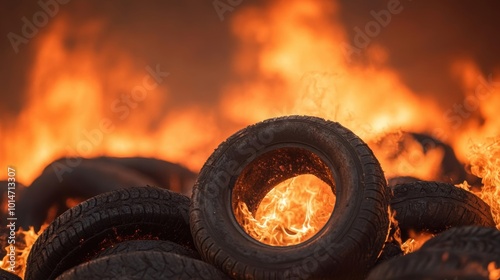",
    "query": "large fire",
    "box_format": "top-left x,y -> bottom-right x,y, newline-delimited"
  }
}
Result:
1,0 -> 500,278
